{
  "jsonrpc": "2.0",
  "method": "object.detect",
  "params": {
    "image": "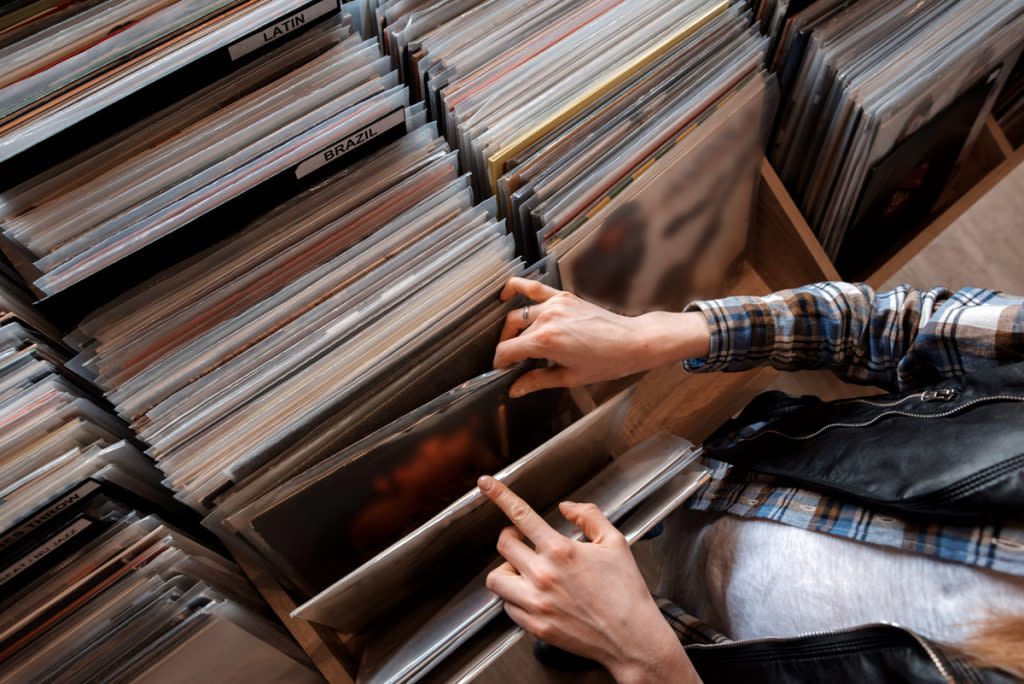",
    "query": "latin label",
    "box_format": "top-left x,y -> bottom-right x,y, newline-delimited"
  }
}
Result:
0,480 -> 100,553
228,0 -> 338,61
295,108 -> 405,179
0,518 -> 92,587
